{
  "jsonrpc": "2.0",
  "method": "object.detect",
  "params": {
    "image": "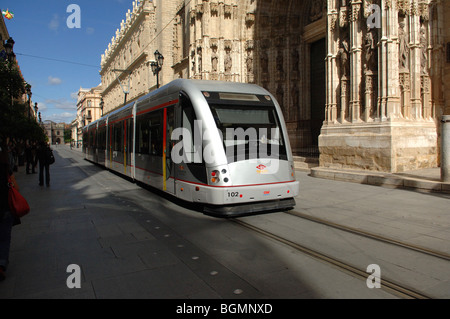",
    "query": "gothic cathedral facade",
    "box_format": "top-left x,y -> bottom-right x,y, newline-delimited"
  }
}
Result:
100,0 -> 450,173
